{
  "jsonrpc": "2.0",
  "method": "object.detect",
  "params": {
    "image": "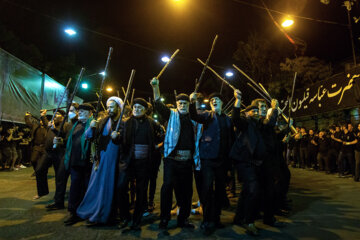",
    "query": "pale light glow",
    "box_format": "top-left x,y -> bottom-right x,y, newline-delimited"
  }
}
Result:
81,83 -> 88,89
64,28 -> 77,36
160,97 -> 165,102
161,56 -> 170,63
45,82 -> 62,89
282,19 -> 294,28
204,99 -> 209,103
225,71 -> 234,77
106,87 -> 113,92
100,71 -> 106,76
